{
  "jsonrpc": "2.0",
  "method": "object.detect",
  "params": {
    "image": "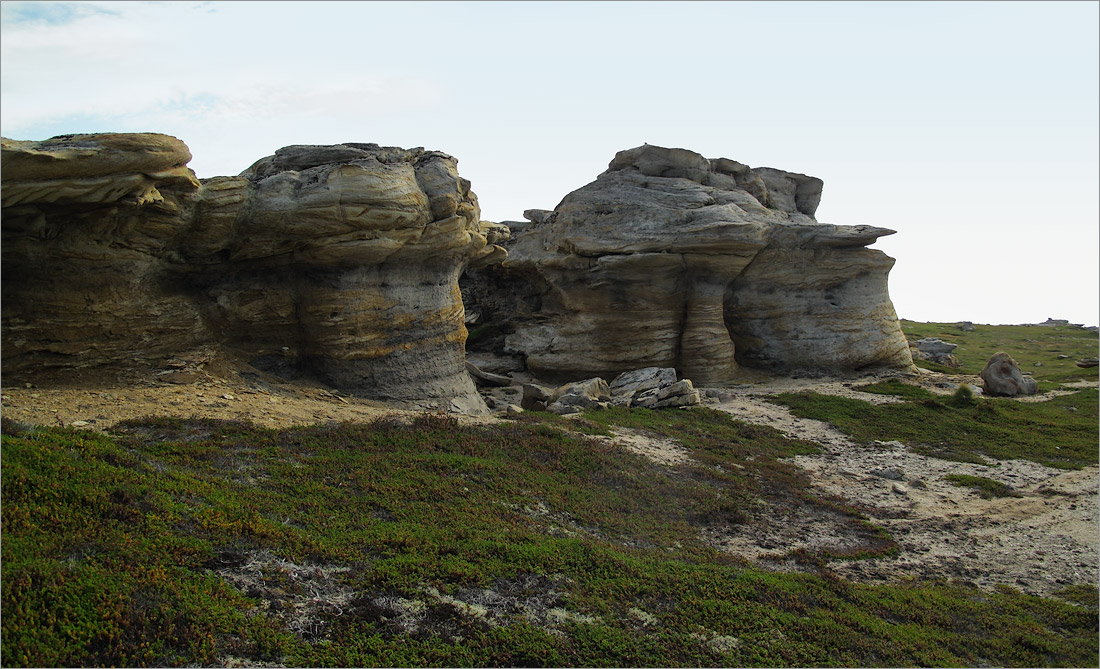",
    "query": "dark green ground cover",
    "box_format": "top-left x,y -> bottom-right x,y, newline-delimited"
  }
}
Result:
3,412 -> 1097,667
901,321 -> 1098,385
769,389 -> 1098,469
943,474 -> 1022,499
